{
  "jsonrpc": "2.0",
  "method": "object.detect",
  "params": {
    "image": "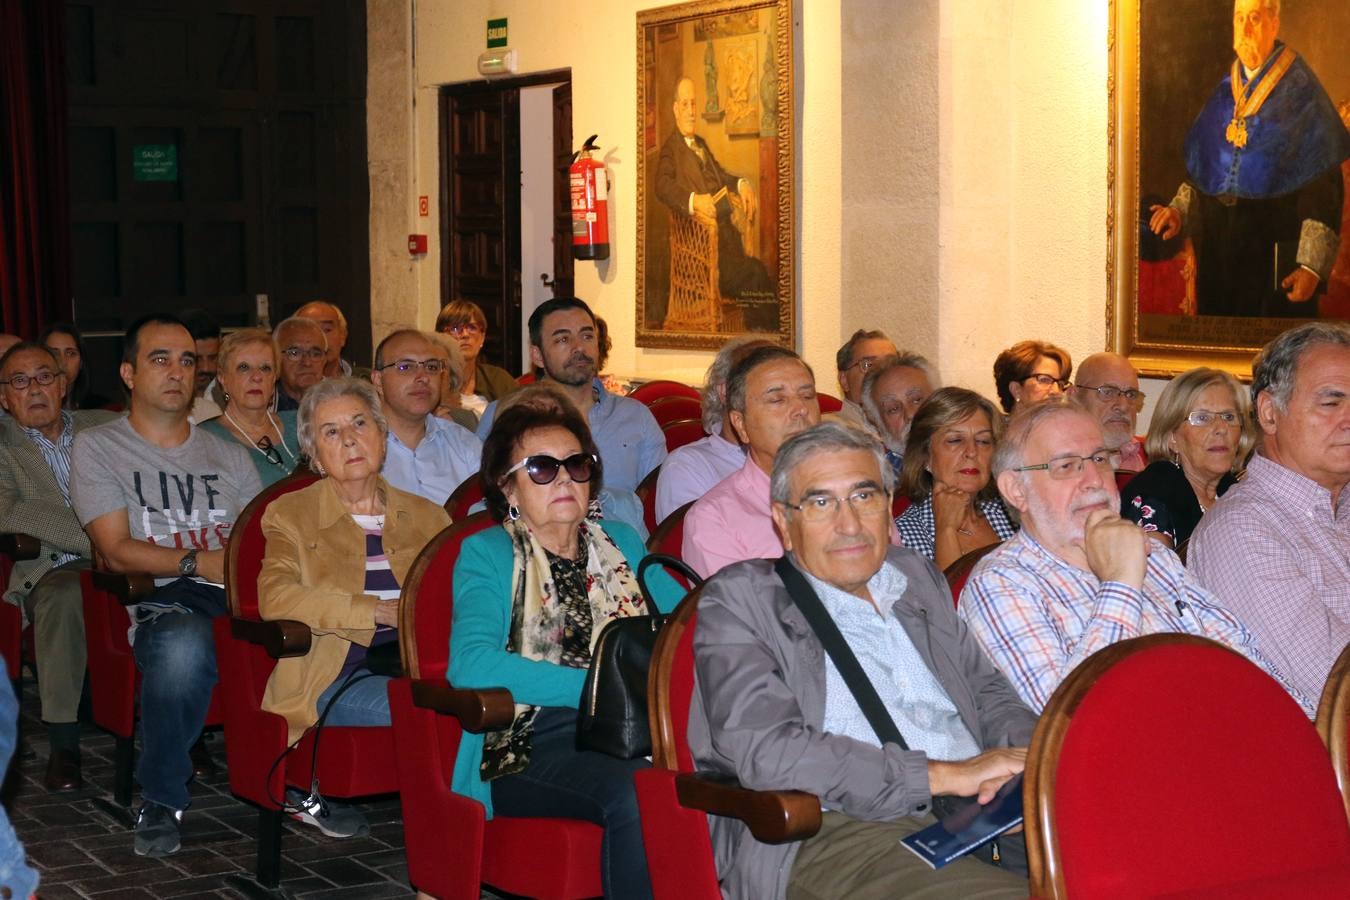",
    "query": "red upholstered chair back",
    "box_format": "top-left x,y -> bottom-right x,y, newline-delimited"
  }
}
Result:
1317,642 -> 1350,827
1027,634 -> 1350,899
942,542 -> 1000,607
225,471 -> 319,619
890,493 -> 911,519
647,501 -> 694,588
816,392 -> 843,414
649,589 -> 703,774
1114,469 -> 1139,493
636,466 -> 662,536
630,379 -> 700,405
661,418 -> 706,453
647,395 -> 703,428
398,512 -> 496,682
444,473 -> 485,523
515,372 -> 536,385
